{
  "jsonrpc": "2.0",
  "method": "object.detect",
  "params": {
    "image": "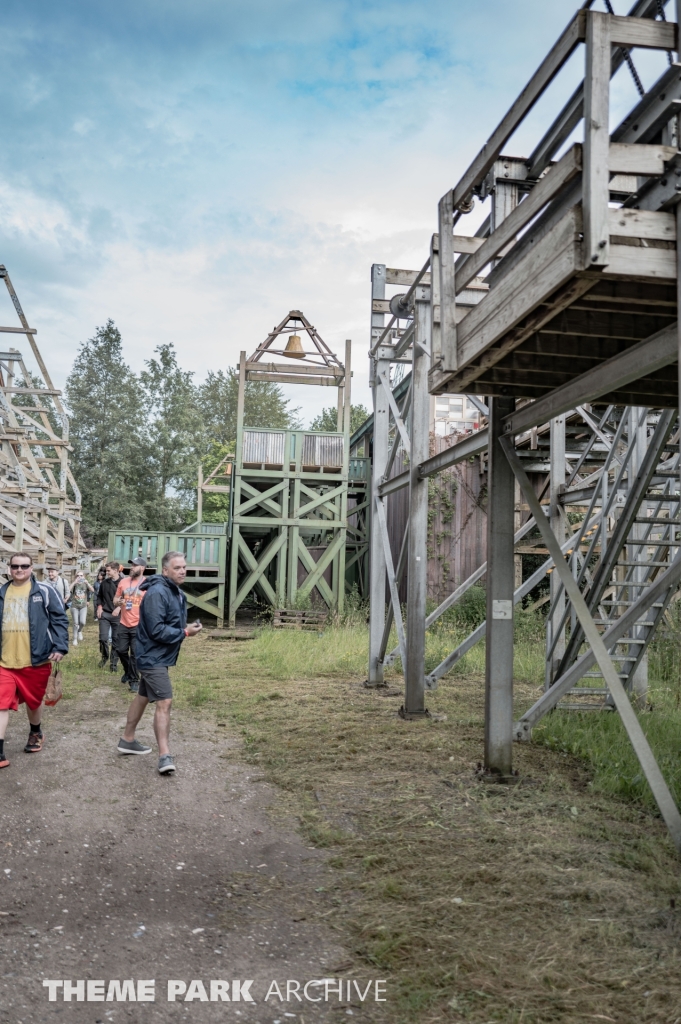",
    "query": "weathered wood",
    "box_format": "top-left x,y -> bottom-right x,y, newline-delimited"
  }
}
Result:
583,11 -> 611,270
246,372 -> 340,386
609,15 -> 677,51
609,143 -> 677,176
245,361 -> 343,377
457,145 -> 583,294
438,191 -> 458,371
605,243 -> 676,280
457,206 -> 583,368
